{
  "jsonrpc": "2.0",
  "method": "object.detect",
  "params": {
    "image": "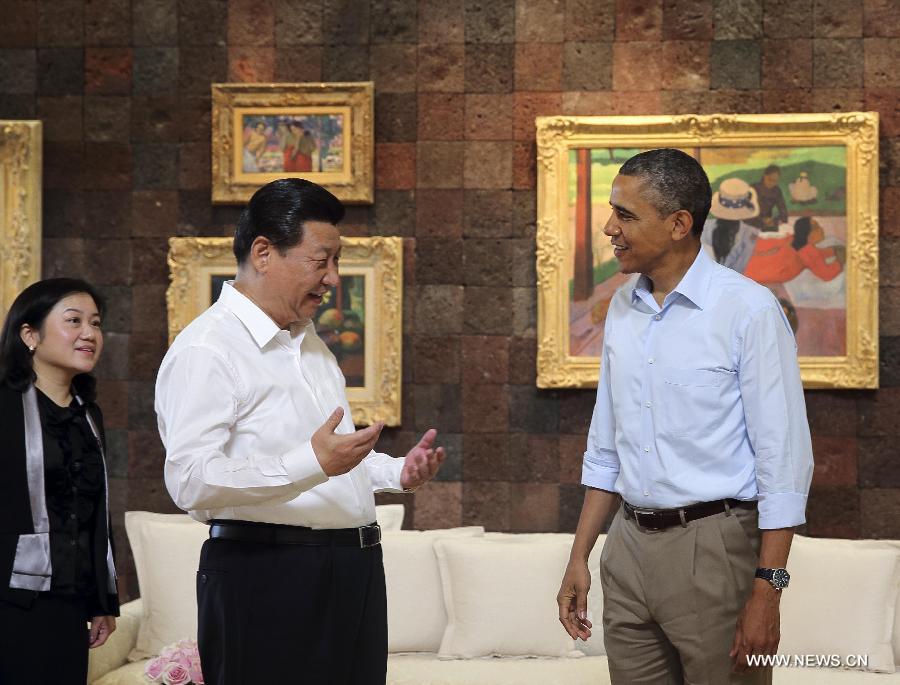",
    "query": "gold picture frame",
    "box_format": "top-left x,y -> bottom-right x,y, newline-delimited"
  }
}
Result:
166,236 -> 403,425
212,82 -> 374,204
536,113 -> 879,390
0,121 -> 41,316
